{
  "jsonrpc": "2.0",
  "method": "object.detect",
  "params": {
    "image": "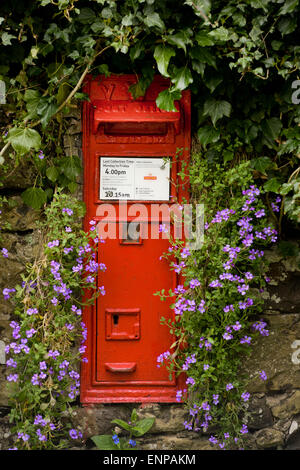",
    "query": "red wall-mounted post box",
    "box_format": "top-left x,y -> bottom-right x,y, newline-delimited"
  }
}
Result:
81,75 -> 191,403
